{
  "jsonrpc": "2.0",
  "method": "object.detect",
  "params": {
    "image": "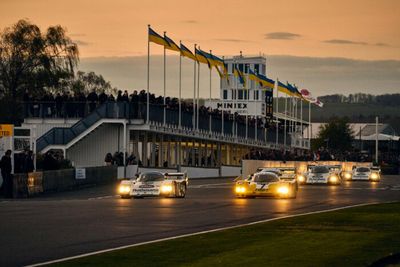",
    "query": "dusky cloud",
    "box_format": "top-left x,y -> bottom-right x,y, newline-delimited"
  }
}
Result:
265,32 -> 302,40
